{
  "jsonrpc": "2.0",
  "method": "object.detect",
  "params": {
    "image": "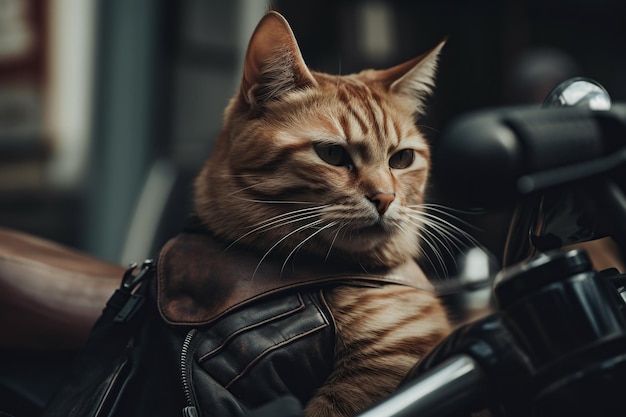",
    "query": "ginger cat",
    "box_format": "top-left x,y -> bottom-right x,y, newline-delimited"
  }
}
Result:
193,11 -> 451,416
